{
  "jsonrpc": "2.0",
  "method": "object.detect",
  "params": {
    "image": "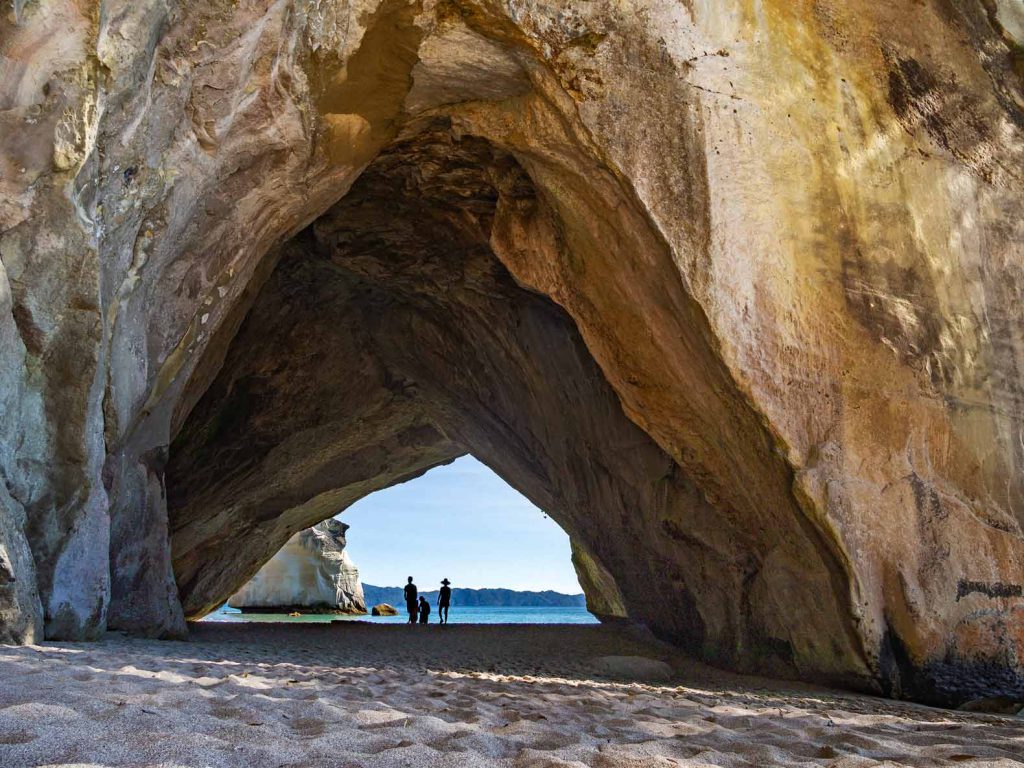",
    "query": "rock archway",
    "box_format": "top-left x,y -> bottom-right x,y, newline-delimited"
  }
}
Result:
166,126 -> 864,690
1,0 -> 1023,707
